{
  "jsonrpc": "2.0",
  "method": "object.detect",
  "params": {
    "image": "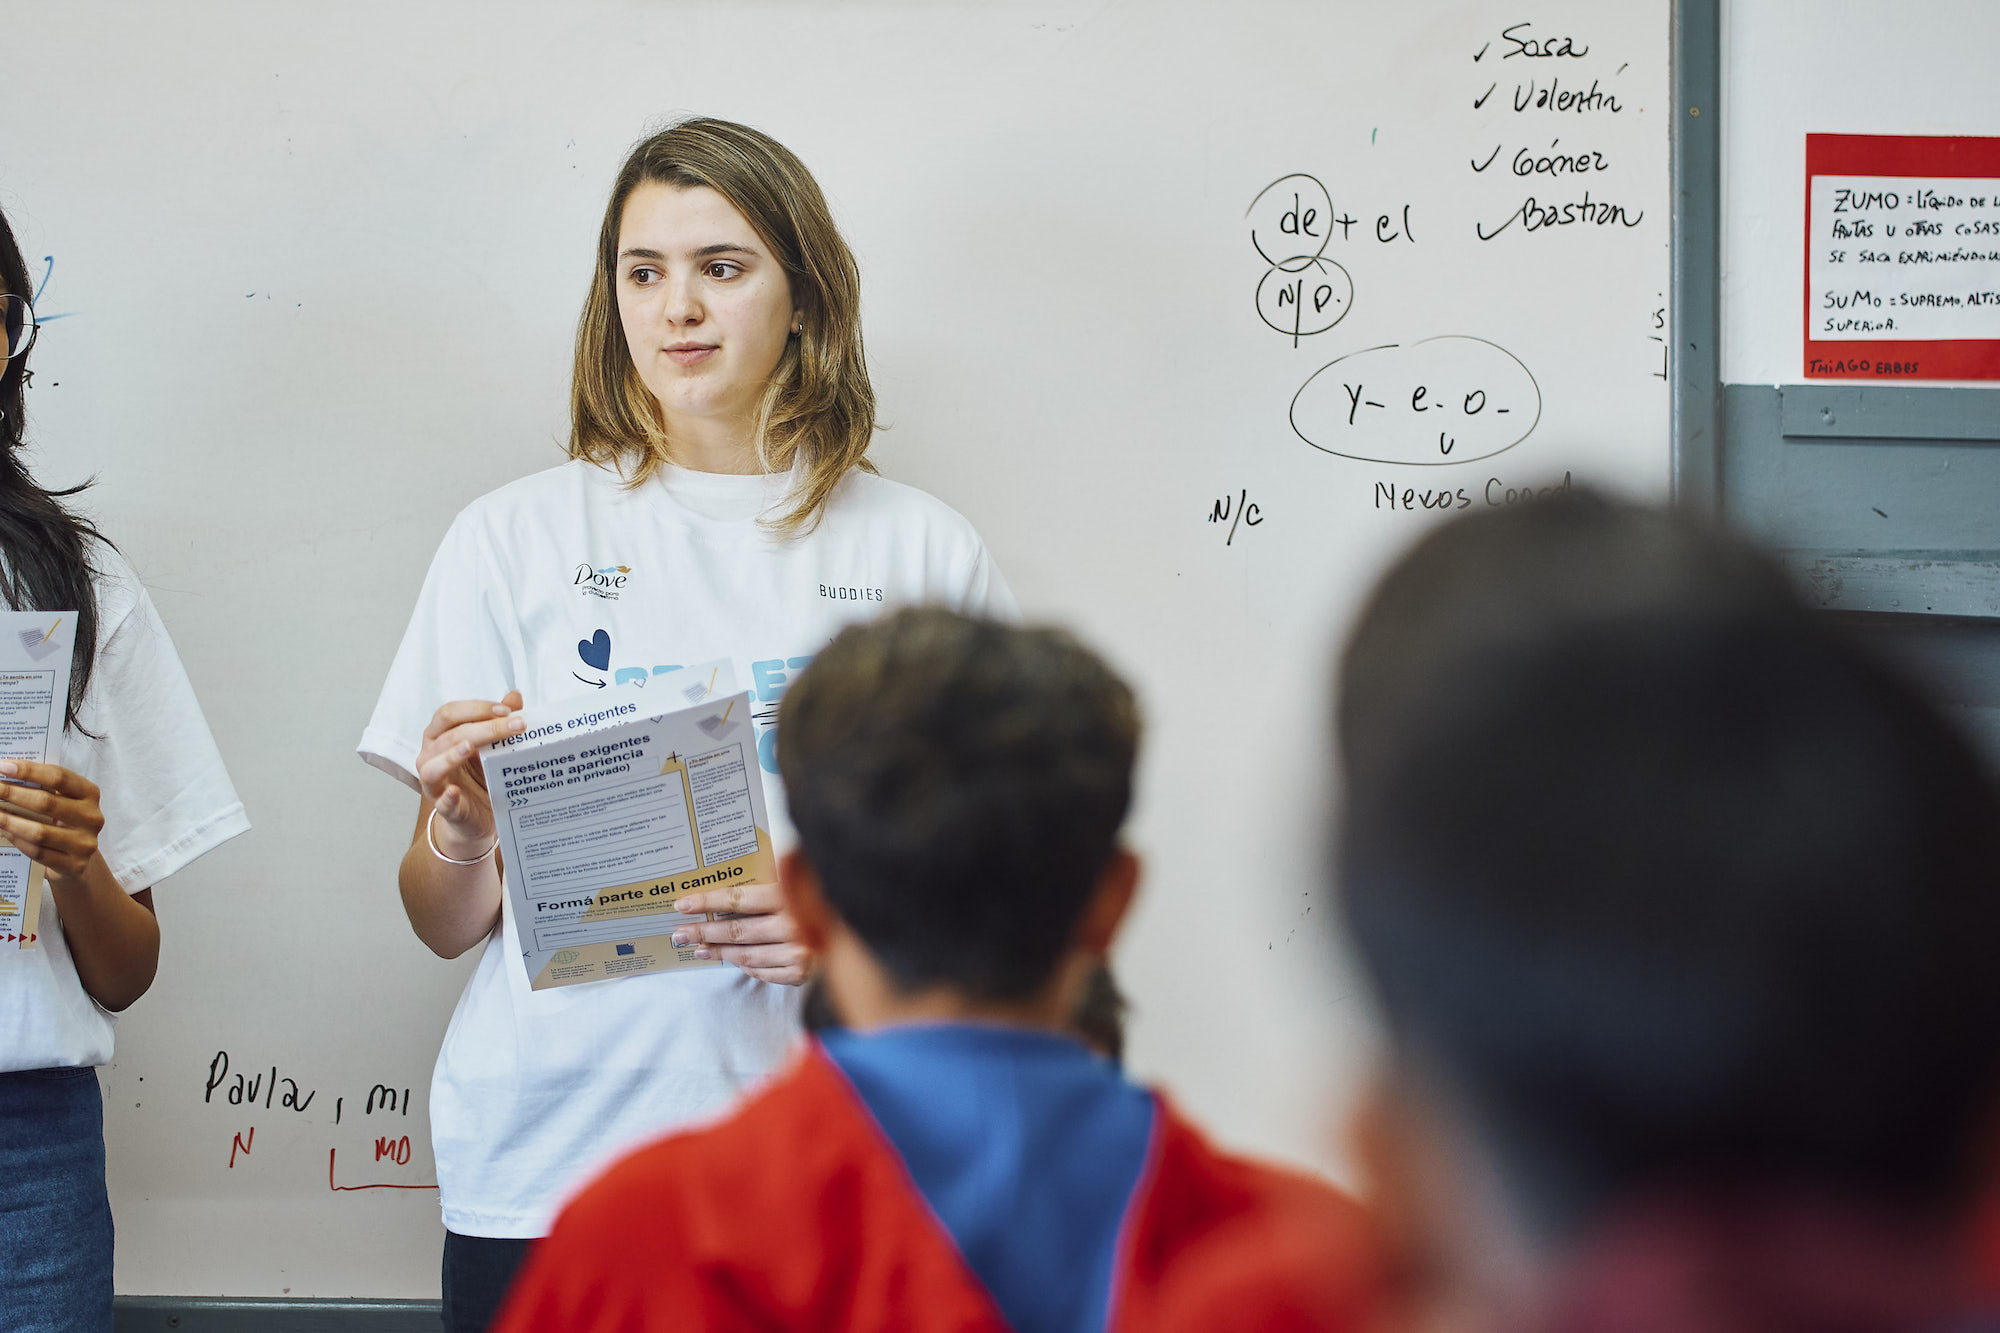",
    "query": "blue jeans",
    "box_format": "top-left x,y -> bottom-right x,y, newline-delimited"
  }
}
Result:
0,1067 -> 113,1333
